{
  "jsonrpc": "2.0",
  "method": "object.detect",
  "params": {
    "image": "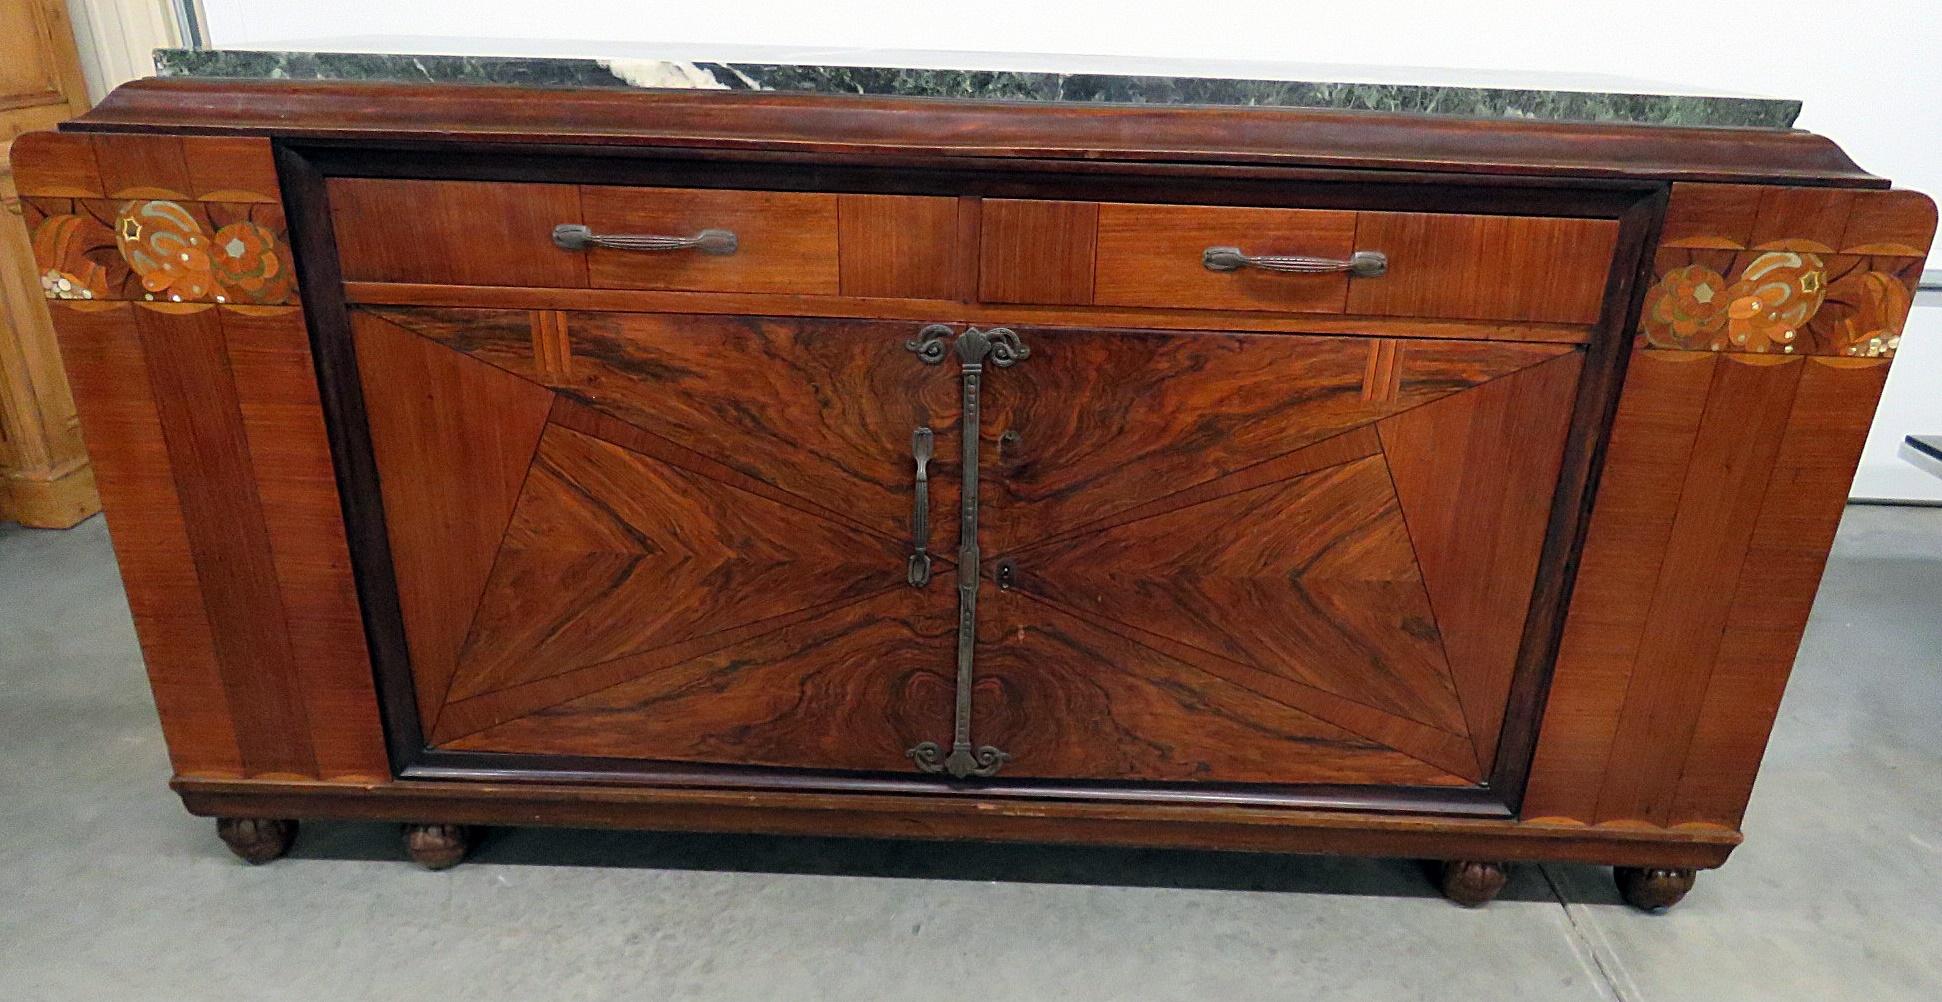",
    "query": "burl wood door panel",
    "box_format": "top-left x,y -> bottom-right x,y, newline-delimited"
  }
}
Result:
351,305 -> 1579,791
353,308 -> 959,772
976,327 -> 1584,784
